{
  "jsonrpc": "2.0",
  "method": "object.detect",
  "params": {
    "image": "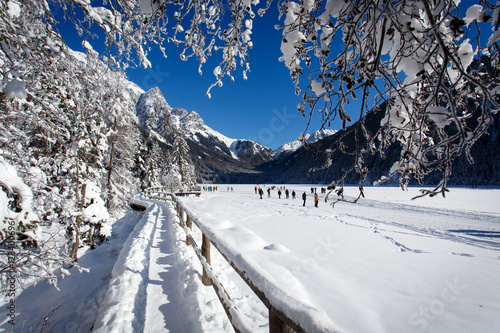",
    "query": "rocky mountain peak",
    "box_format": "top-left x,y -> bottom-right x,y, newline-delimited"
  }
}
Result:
274,129 -> 337,158
171,107 -> 189,118
136,87 -> 173,135
135,86 -> 277,181
181,111 -> 206,131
